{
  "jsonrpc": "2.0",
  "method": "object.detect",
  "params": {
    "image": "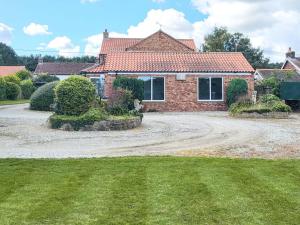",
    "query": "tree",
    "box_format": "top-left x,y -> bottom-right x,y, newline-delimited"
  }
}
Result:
0,42 -> 19,65
202,27 -> 272,69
